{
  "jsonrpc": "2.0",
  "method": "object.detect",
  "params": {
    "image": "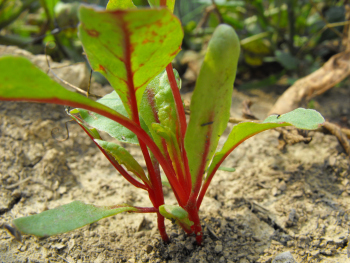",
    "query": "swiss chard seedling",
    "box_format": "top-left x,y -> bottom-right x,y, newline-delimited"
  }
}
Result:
0,0 -> 324,245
